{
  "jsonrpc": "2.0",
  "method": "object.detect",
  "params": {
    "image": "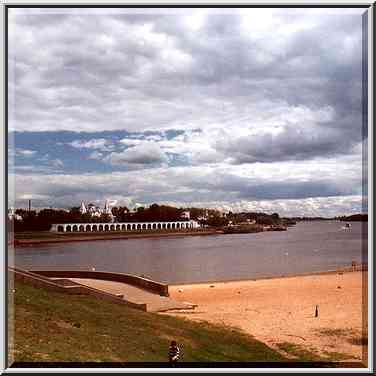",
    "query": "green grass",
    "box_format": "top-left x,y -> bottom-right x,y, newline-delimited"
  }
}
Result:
276,342 -> 322,362
316,328 -> 368,348
11,280 -> 288,363
276,342 -> 357,362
